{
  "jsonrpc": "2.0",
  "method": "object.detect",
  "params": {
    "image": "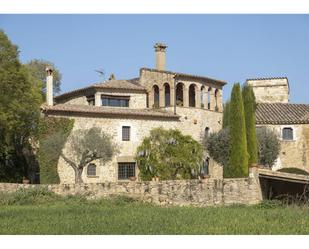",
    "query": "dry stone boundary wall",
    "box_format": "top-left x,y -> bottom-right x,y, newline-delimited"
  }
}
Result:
0,169 -> 262,206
